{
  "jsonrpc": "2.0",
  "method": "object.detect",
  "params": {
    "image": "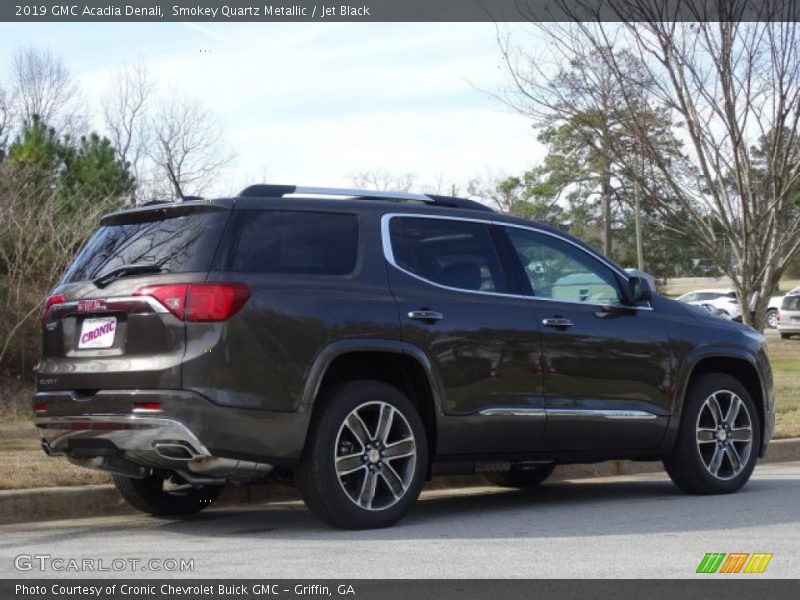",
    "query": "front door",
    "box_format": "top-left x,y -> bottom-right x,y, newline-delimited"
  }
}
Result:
384,214 -> 546,455
500,225 -> 672,451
